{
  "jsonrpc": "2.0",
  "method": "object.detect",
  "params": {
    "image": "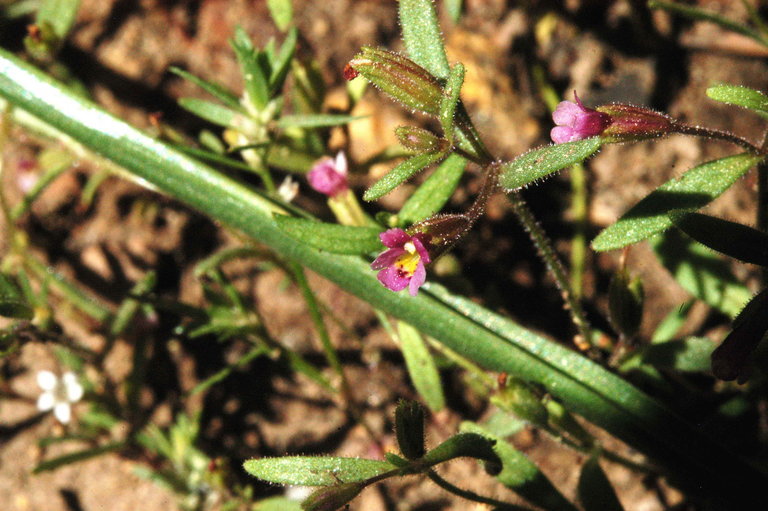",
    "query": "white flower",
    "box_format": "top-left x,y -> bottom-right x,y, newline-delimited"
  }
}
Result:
277,176 -> 300,203
36,370 -> 84,424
